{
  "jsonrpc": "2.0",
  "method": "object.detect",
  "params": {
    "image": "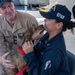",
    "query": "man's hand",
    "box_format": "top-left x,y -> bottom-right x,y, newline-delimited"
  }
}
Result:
0,52 -> 15,68
22,41 -> 34,54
